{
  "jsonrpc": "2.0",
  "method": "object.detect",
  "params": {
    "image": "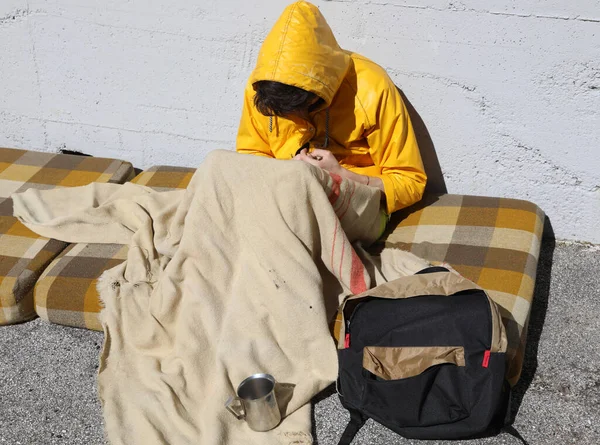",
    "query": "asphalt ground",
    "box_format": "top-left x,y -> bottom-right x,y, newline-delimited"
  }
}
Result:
1,239 -> 599,445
